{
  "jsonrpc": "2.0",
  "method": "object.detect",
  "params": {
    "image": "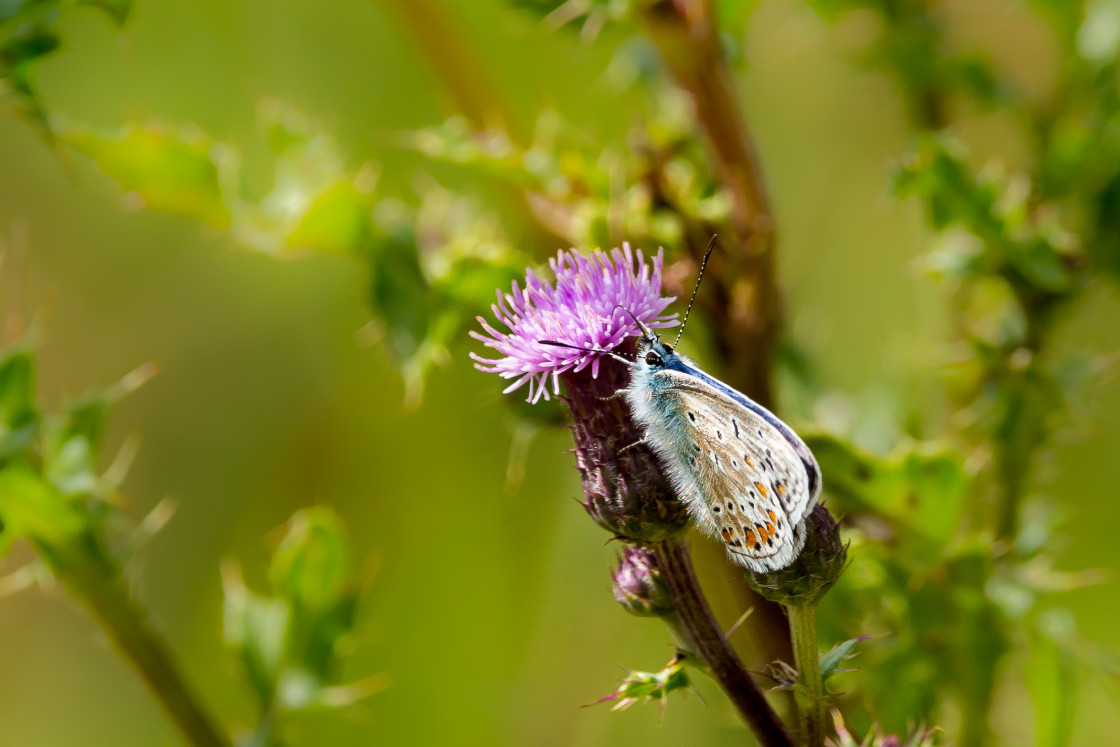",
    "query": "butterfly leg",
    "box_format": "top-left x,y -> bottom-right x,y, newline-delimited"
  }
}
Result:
596,389 -> 628,402
617,437 -> 648,455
